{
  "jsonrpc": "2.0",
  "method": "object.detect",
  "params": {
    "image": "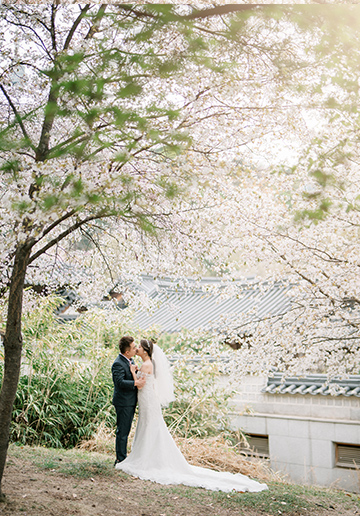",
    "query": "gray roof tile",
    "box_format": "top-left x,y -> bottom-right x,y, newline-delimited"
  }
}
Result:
132,275 -> 292,333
